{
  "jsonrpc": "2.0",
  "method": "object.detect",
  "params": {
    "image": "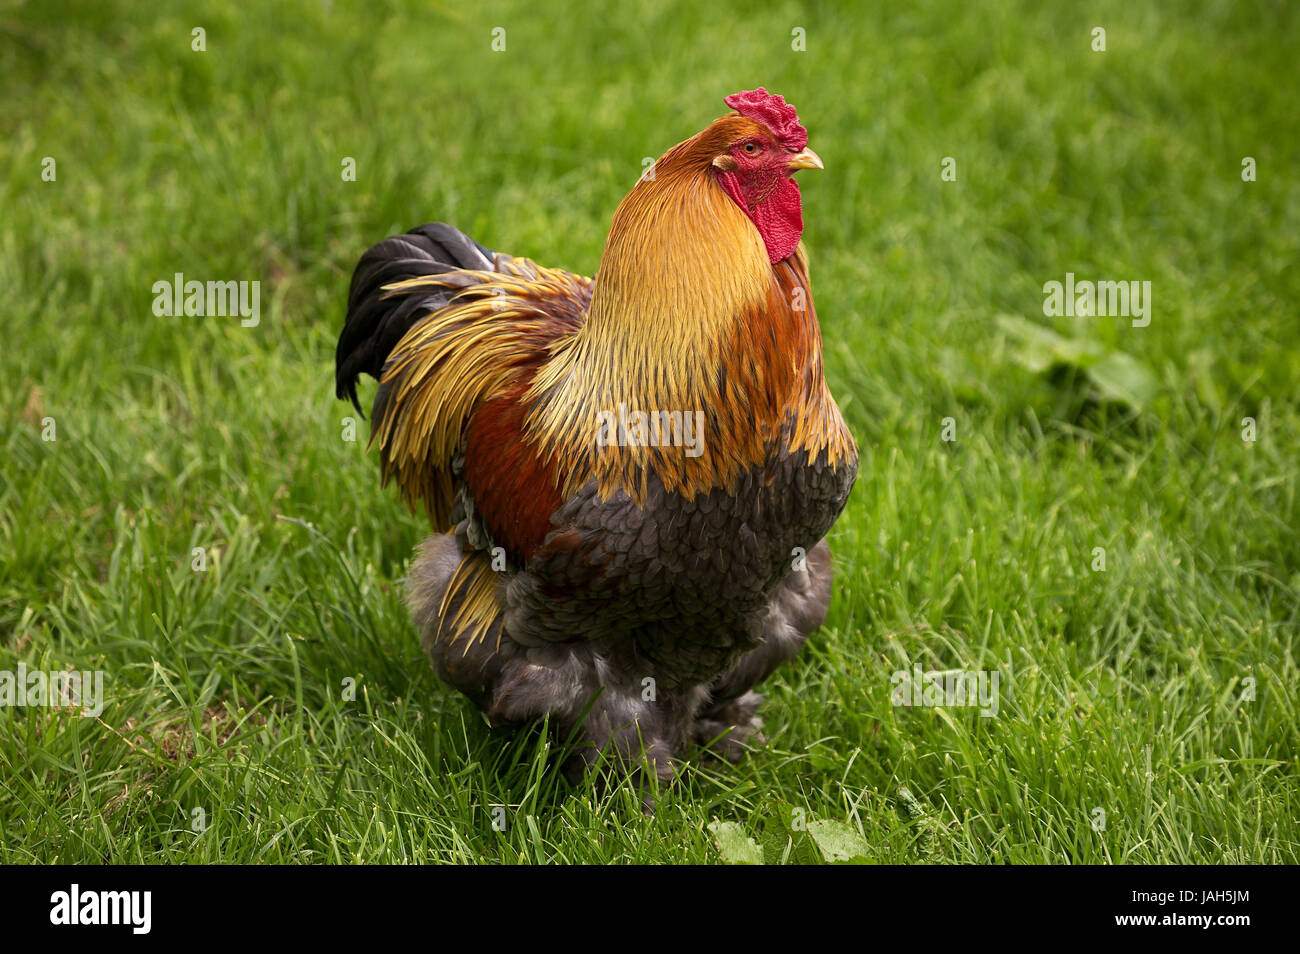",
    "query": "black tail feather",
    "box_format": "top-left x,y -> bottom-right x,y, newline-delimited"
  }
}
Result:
336,222 -> 499,414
